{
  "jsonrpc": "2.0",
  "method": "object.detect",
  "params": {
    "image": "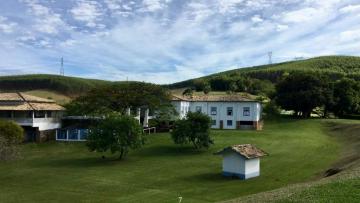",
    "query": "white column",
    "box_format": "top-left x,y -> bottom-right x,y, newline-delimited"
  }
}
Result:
126,107 -> 131,116
136,108 -> 141,124
143,109 -> 149,127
